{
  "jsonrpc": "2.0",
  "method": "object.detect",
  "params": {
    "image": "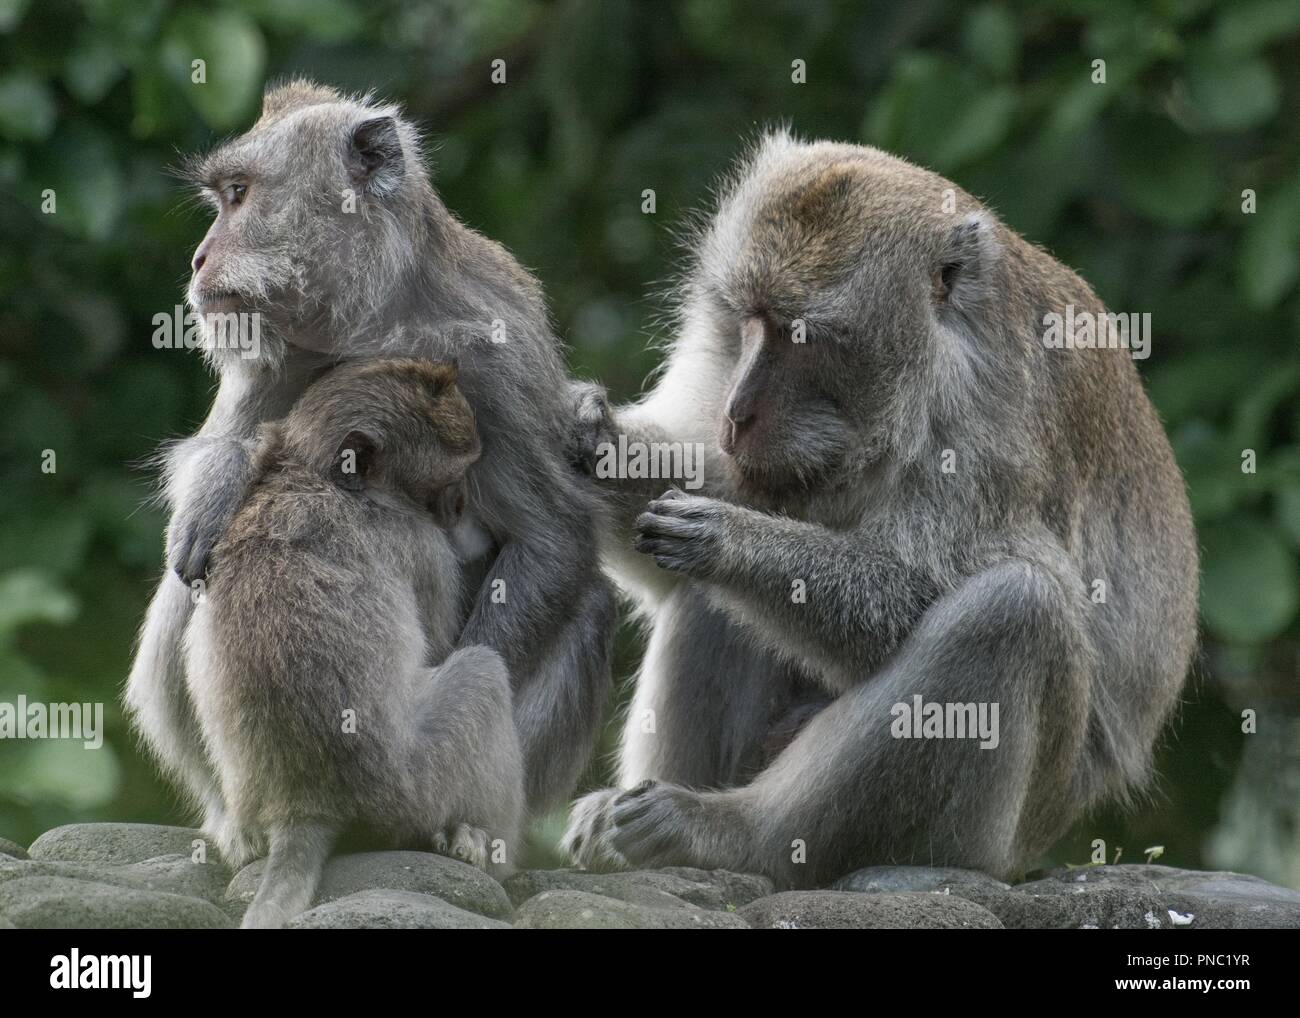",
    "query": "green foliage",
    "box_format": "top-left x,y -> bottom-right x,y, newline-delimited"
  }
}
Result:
0,0 -> 1296,875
